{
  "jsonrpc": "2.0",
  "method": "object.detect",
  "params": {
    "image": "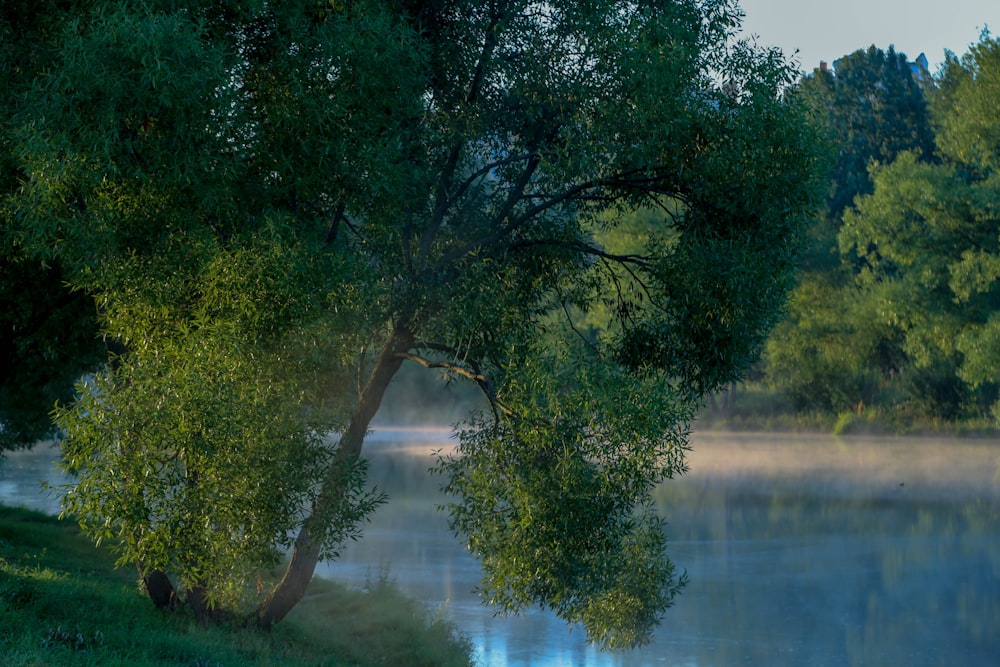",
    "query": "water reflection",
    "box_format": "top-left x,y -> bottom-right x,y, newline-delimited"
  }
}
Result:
2,432 -> 998,666
325,431 -> 1000,667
